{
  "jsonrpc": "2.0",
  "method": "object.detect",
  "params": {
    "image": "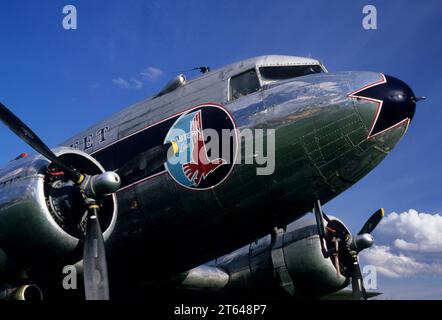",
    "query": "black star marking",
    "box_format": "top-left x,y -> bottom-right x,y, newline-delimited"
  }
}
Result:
349,74 -> 416,138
